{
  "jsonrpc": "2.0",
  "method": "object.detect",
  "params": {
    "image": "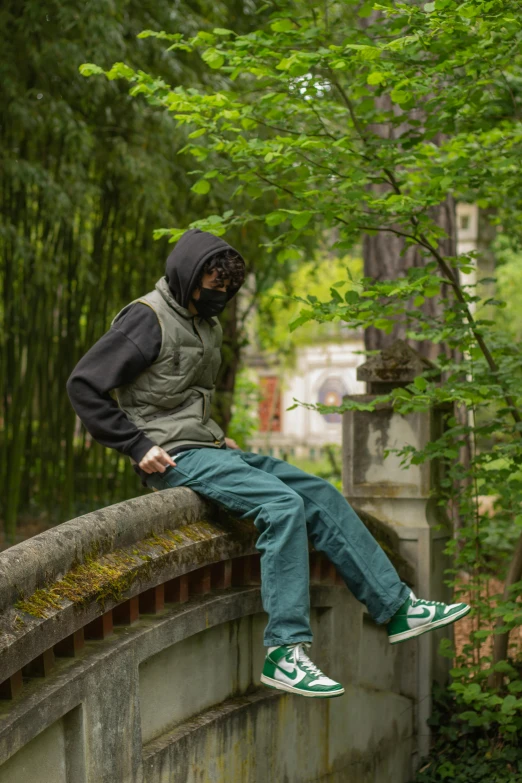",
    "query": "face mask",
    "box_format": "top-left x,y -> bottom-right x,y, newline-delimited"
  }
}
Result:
191,286 -> 228,318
